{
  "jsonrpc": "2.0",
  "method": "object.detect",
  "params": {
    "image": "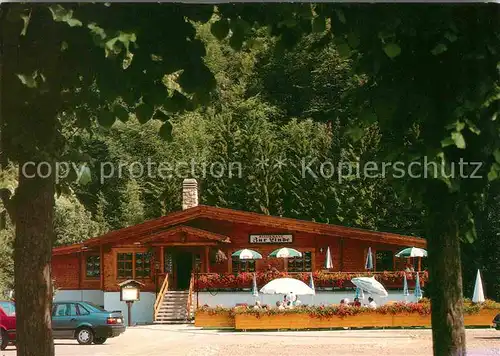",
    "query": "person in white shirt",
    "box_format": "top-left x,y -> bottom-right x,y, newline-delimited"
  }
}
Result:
367,297 -> 377,309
